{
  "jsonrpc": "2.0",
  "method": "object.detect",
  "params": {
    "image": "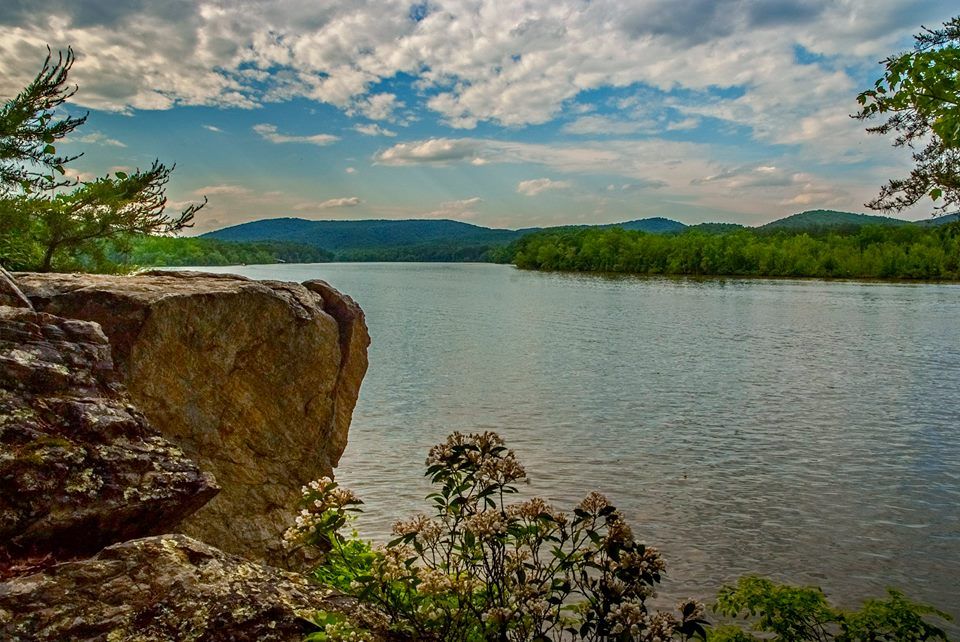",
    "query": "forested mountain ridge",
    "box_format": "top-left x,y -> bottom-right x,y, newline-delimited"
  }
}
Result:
155,209 -> 954,267
759,209 -> 909,229
201,216 -> 686,250
203,210 -> 941,253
